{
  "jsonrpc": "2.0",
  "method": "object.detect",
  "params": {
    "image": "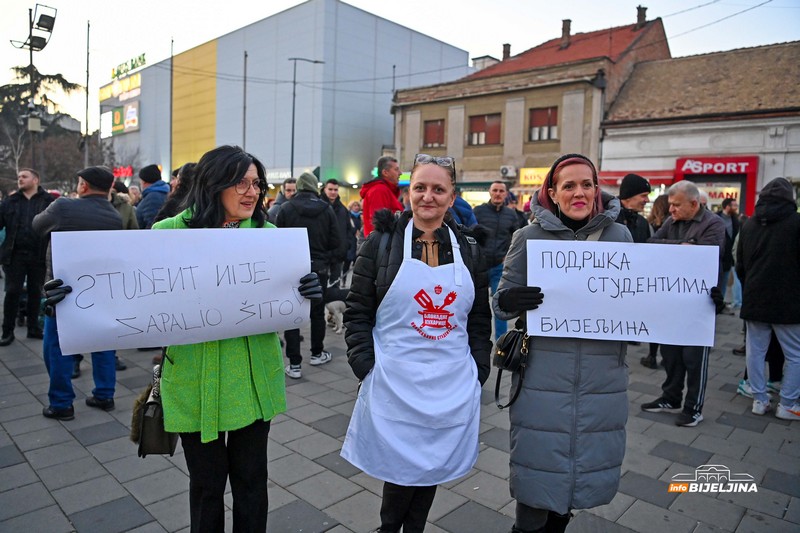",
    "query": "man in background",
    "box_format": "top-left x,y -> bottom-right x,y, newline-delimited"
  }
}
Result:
135,164 -> 170,229
360,156 -> 403,237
